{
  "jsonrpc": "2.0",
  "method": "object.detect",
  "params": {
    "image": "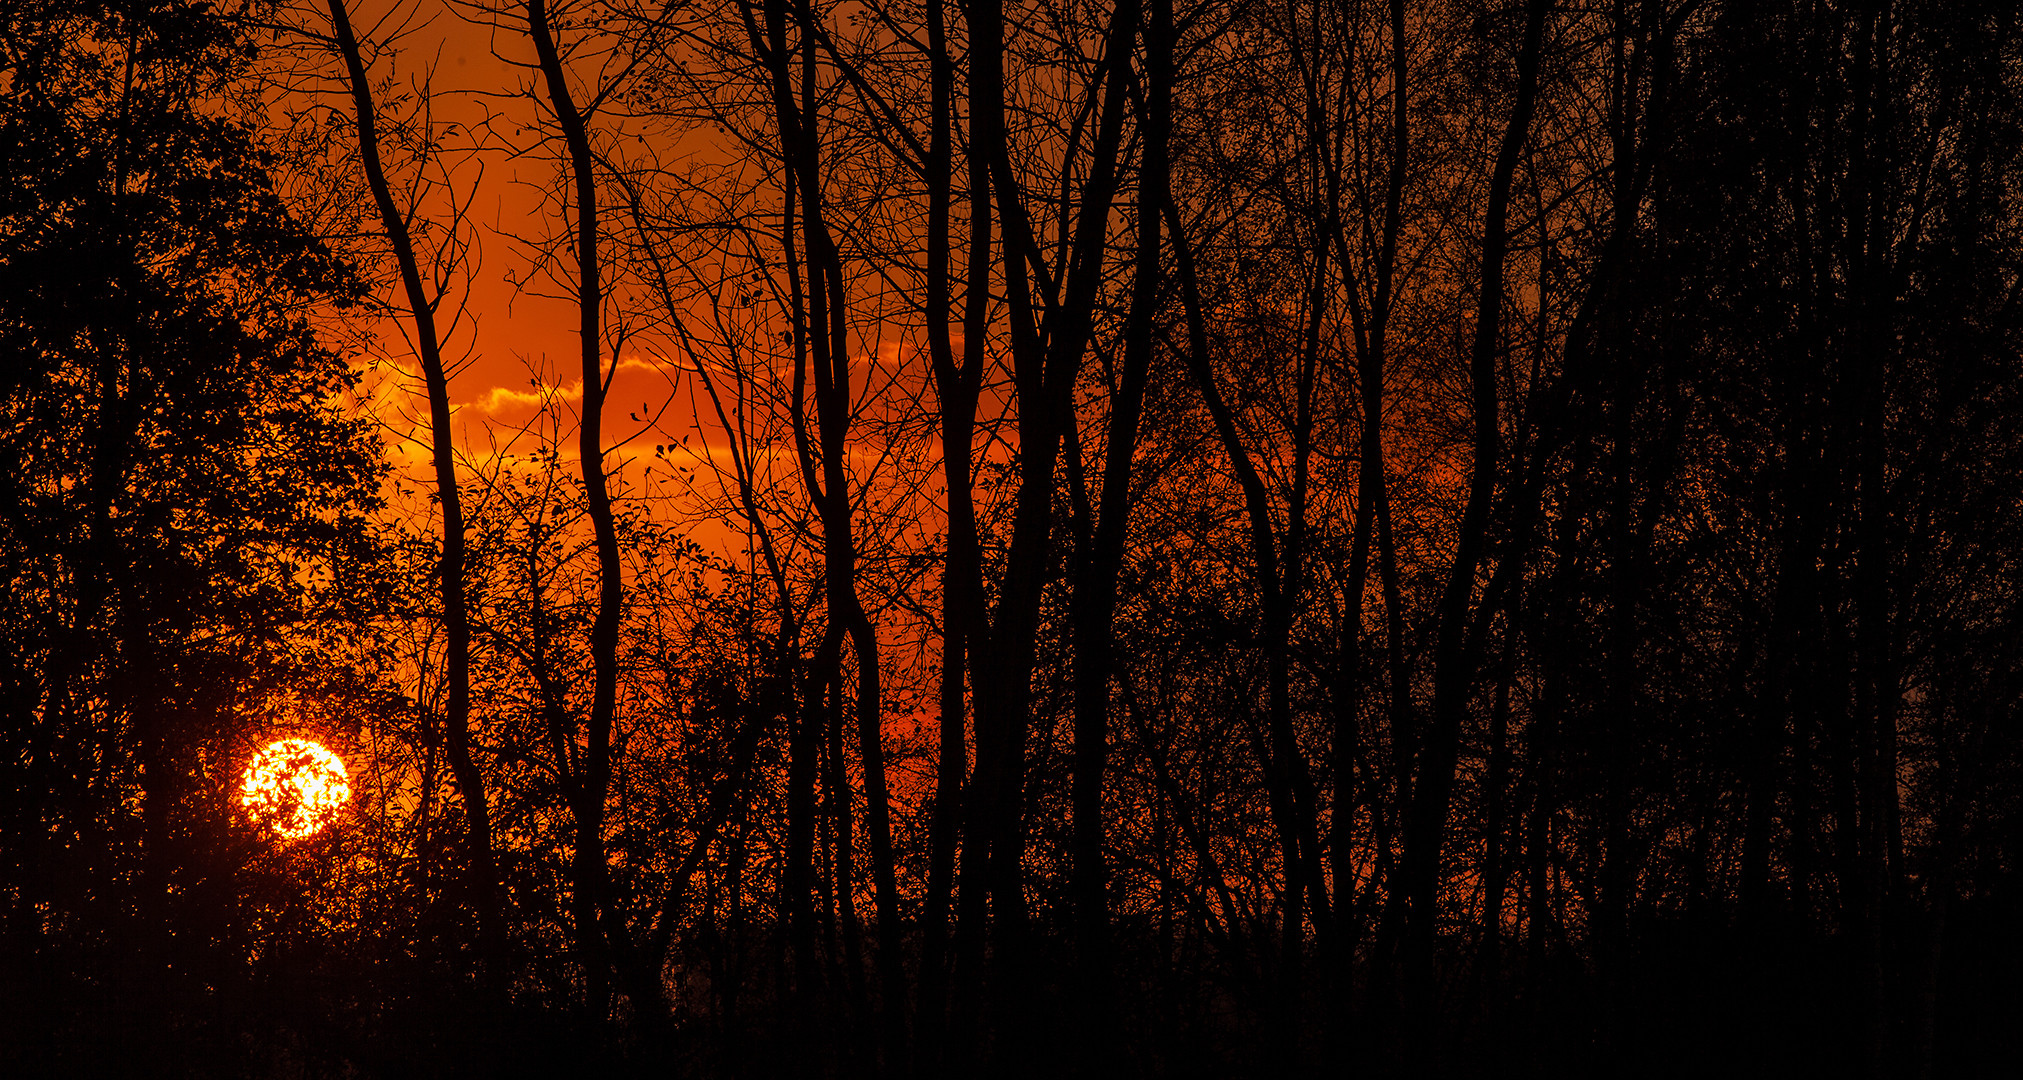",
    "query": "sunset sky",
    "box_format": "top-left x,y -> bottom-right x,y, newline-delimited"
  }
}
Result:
9,0 -> 2020,1075
336,5 -> 674,484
